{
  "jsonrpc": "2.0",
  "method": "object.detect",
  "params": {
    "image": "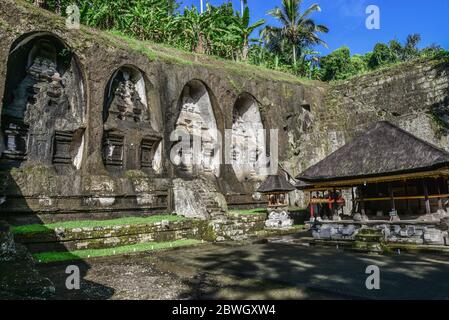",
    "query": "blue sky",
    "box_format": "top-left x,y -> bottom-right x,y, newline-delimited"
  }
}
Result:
179,0 -> 449,56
